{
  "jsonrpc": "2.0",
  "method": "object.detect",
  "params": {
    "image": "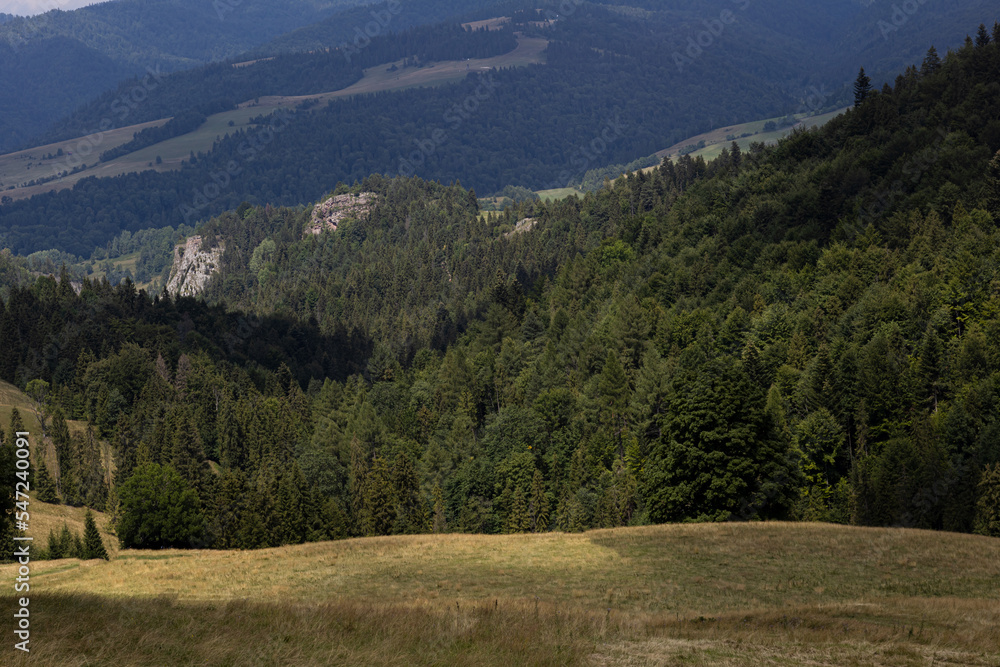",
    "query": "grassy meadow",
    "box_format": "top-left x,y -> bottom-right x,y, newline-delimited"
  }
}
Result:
1,516 -> 998,665
656,107 -> 850,163
536,187 -> 585,202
